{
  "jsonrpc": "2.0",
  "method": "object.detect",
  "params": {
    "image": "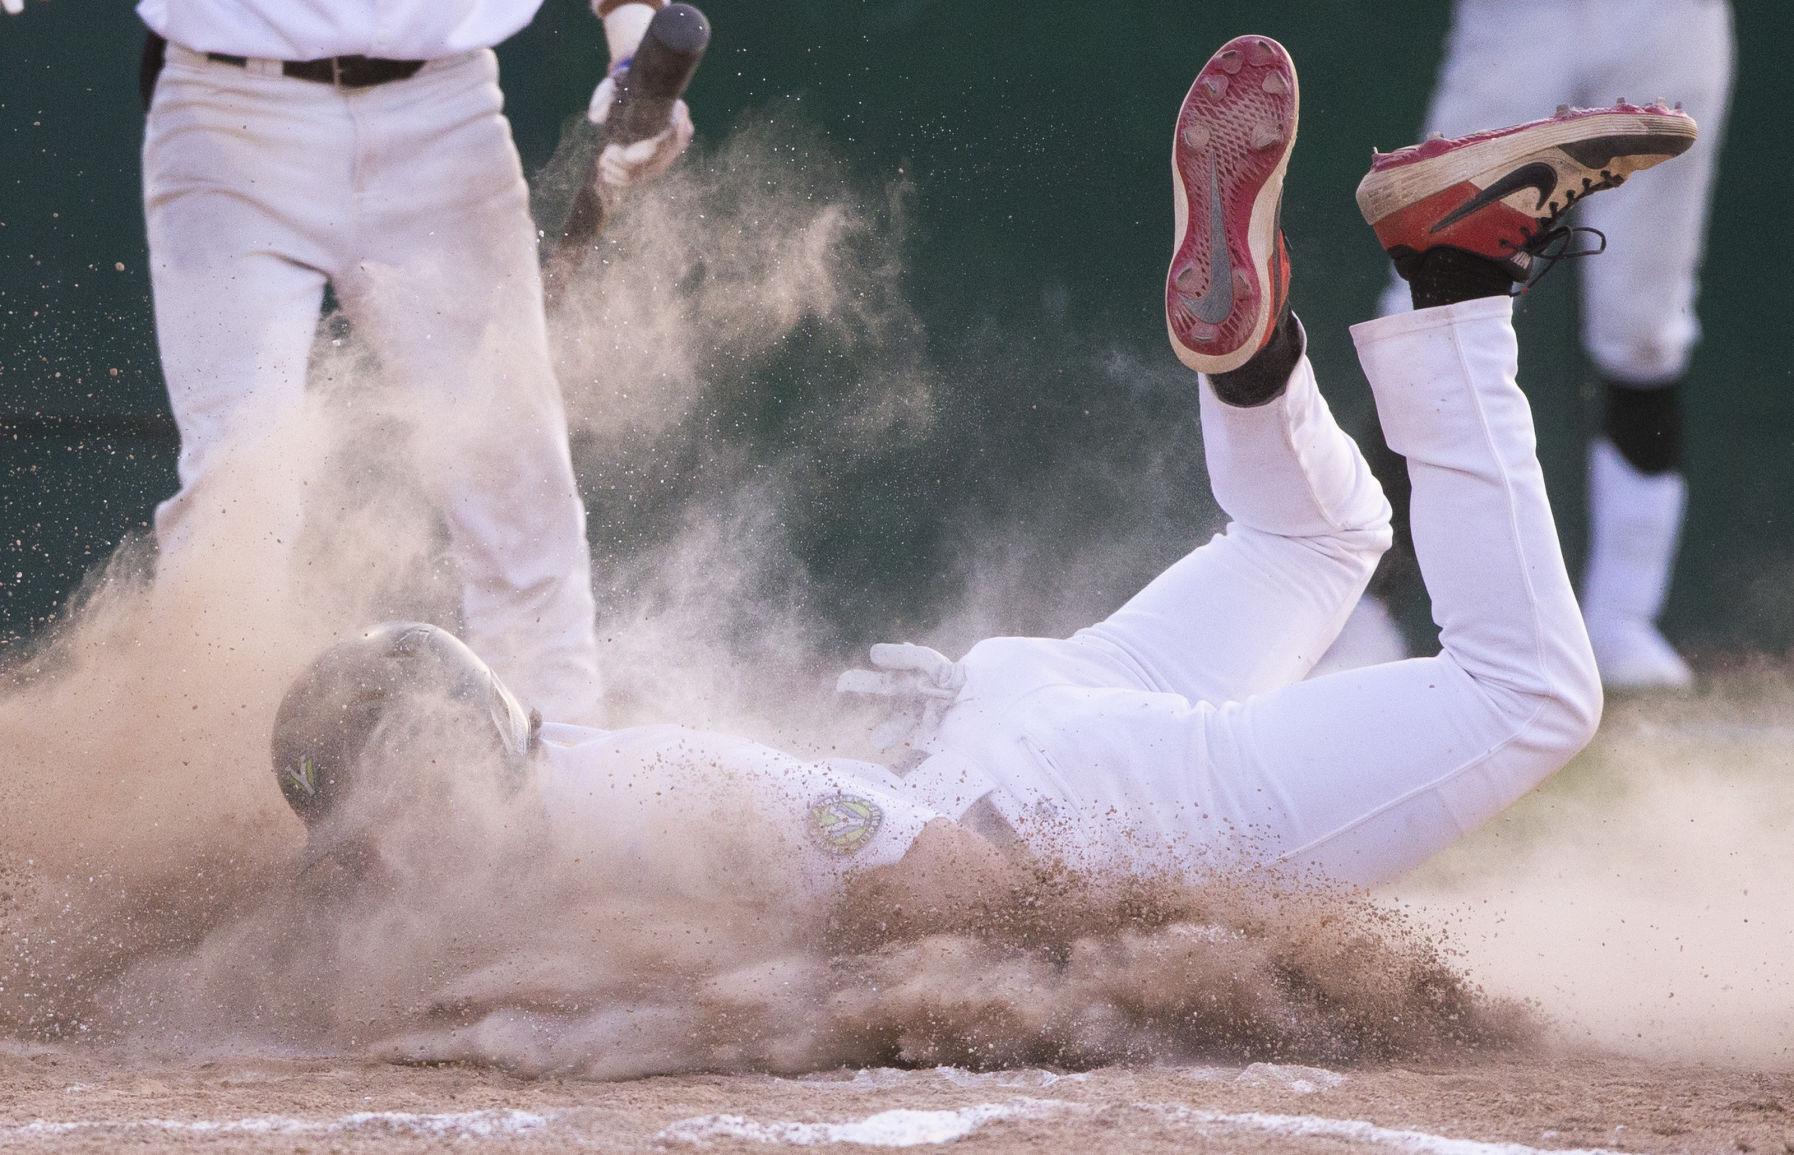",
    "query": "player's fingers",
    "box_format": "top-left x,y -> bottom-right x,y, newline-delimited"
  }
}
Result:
868,642 -> 952,673
597,143 -> 651,188
586,76 -> 617,125
597,144 -> 629,186
835,668 -> 908,696
866,642 -> 928,671
668,99 -> 694,141
666,100 -> 695,154
597,125 -> 687,189
867,644 -> 964,694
